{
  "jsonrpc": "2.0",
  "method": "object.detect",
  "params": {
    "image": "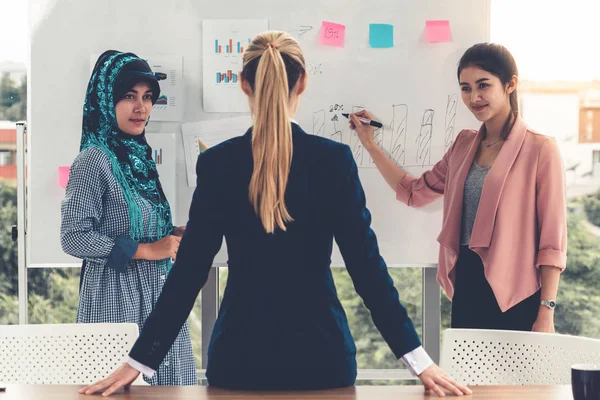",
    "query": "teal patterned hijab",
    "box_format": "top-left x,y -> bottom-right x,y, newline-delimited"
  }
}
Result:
81,50 -> 173,273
